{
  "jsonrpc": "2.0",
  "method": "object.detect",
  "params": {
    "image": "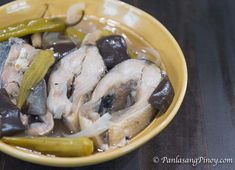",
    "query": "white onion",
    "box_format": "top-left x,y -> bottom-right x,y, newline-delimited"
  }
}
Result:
66,113 -> 112,138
